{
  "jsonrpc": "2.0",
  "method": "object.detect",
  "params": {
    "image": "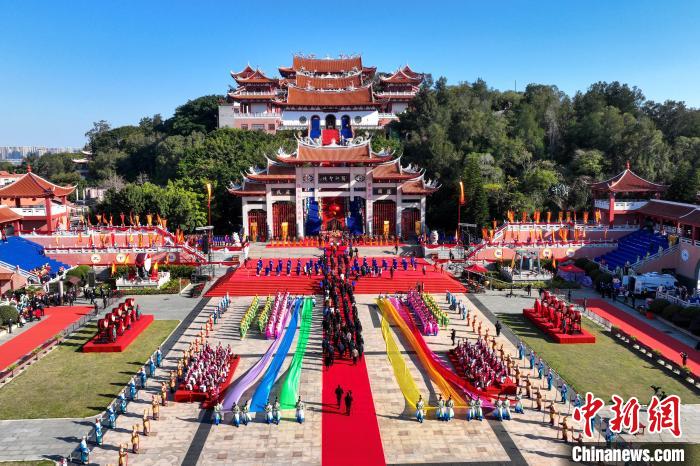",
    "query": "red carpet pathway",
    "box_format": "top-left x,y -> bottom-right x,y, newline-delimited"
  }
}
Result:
207,258 -> 465,297
0,305 -> 92,371
584,299 -> 699,373
322,357 -> 385,466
